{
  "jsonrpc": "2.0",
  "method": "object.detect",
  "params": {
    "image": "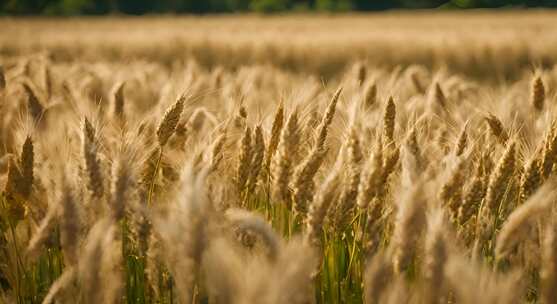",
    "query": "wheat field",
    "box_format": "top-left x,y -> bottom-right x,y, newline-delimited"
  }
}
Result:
1,12 -> 557,304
